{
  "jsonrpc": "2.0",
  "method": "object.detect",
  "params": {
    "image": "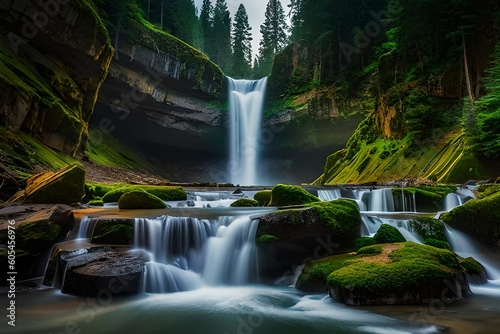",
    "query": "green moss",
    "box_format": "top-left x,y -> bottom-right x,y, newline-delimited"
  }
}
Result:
230,198 -> 260,207
84,182 -> 120,202
118,190 -> 166,209
460,257 -> 484,275
270,184 -> 320,206
424,238 -> 451,250
91,219 -> 134,245
373,224 -> 406,244
306,199 -> 361,235
408,218 -> 446,241
357,245 -> 383,255
256,234 -> 279,244
326,242 -> 460,296
441,191 -> 500,244
351,237 -> 376,251
102,185 -> 186,203
254,190 -> 272,206
296,253 -> 357,291
17,221 -> 62,255
87,199 -> 104,206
